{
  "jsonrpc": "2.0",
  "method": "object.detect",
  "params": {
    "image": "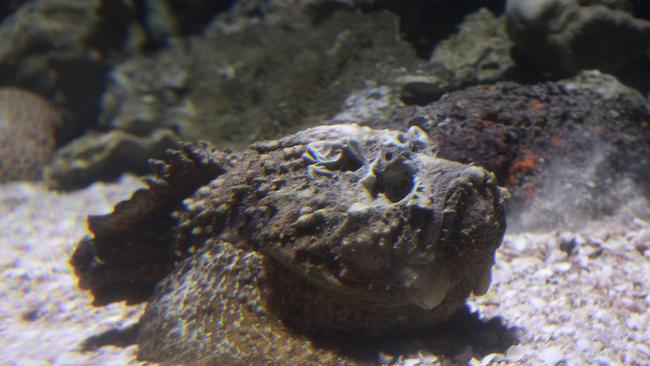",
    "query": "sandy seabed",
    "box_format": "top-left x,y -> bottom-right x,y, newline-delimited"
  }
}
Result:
1,176 -> 648,366
0,176 -> 147,366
